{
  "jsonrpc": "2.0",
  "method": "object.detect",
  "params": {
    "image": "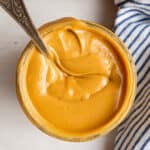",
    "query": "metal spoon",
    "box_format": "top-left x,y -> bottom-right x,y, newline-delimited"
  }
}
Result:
0,0 -> 104,77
